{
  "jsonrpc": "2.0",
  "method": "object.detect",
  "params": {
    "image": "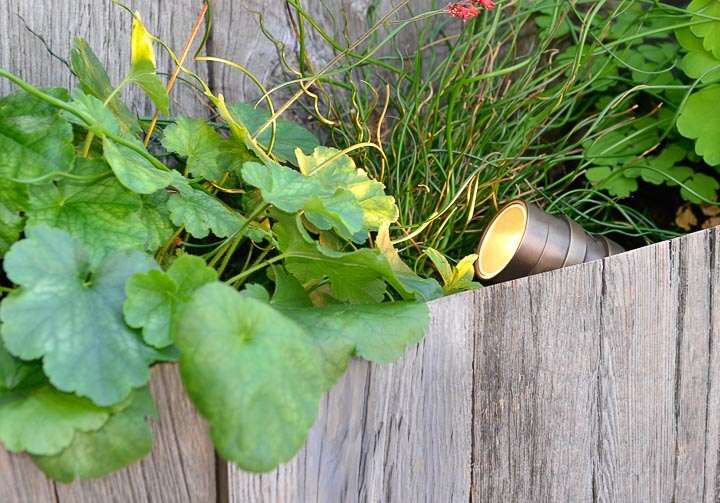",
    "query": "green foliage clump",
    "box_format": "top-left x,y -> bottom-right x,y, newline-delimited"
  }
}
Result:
0,8 -> 443,481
